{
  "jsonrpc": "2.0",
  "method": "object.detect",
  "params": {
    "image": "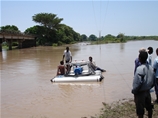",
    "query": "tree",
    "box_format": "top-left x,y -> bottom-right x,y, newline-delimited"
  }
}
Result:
117,33 -> 124,38
73,32 -> 80,42
56,24 -> 79,44
32,13 -> 63,30
32,13 -> 63,45
89,34 -> 97,41
24,25 -> 46,45
0,25 -> 20,33
105,34 -> 115,40
81,34 -> 87,41
24,13 -> 82,45
117,33 -> 125,42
